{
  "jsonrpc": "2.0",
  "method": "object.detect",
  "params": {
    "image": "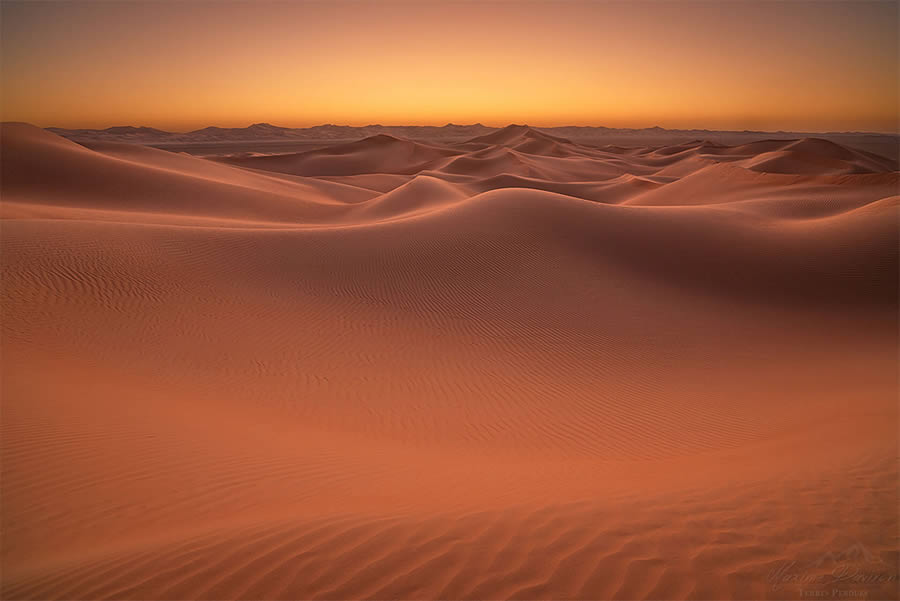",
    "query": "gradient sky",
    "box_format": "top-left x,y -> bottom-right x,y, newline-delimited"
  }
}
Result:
2,0 -> 897,132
